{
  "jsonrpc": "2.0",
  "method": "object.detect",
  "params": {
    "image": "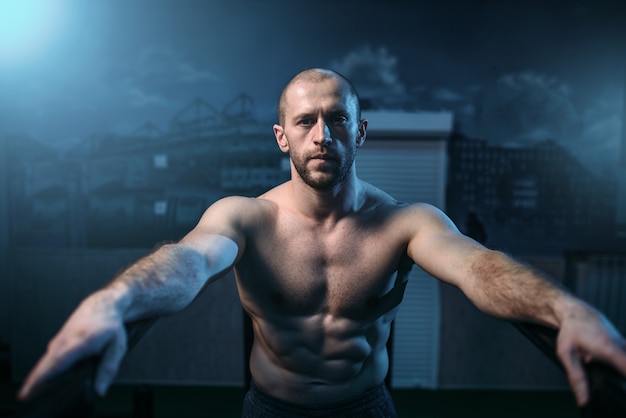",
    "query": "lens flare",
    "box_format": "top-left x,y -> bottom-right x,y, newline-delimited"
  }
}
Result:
0,0 -> 67,65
